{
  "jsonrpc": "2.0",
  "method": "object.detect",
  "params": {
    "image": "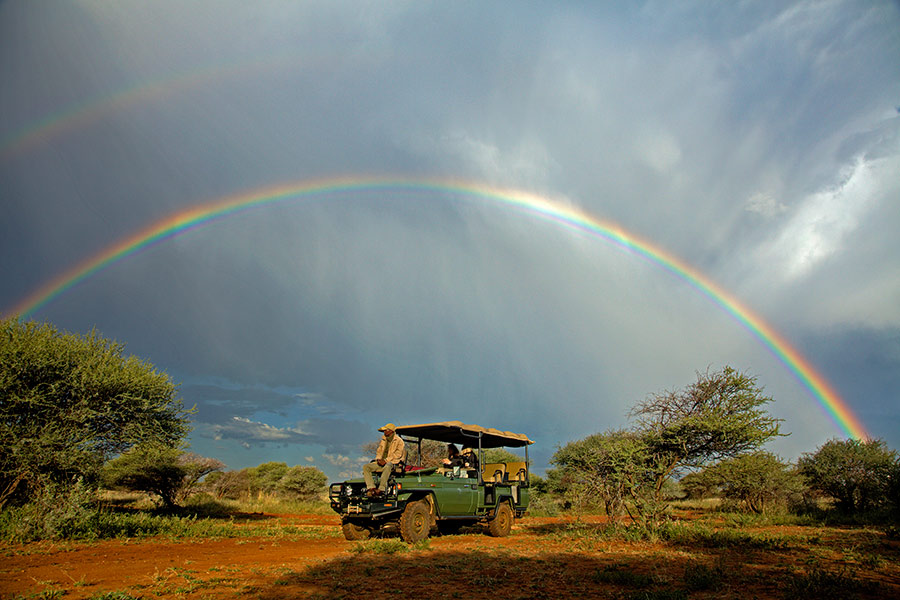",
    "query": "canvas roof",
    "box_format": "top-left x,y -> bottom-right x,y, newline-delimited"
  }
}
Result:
394,420 -> 534,448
